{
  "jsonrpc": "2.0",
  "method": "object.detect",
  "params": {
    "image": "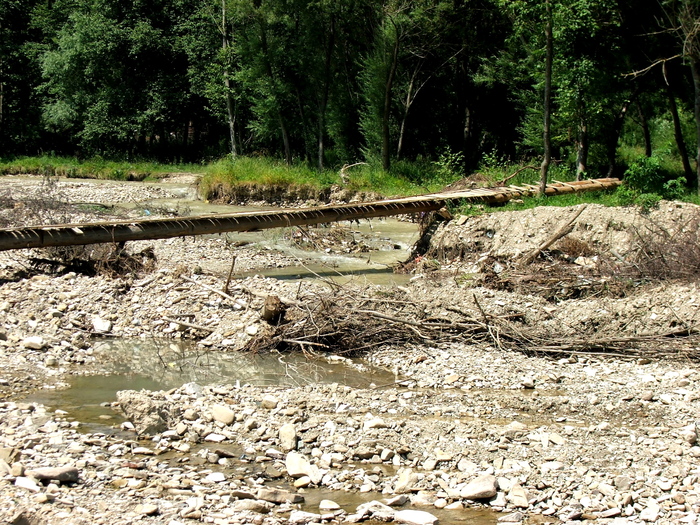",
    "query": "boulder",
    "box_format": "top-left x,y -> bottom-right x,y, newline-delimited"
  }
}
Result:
116,390 -> 178,435
211,405 -> 235,425
460,474 -> 498,500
